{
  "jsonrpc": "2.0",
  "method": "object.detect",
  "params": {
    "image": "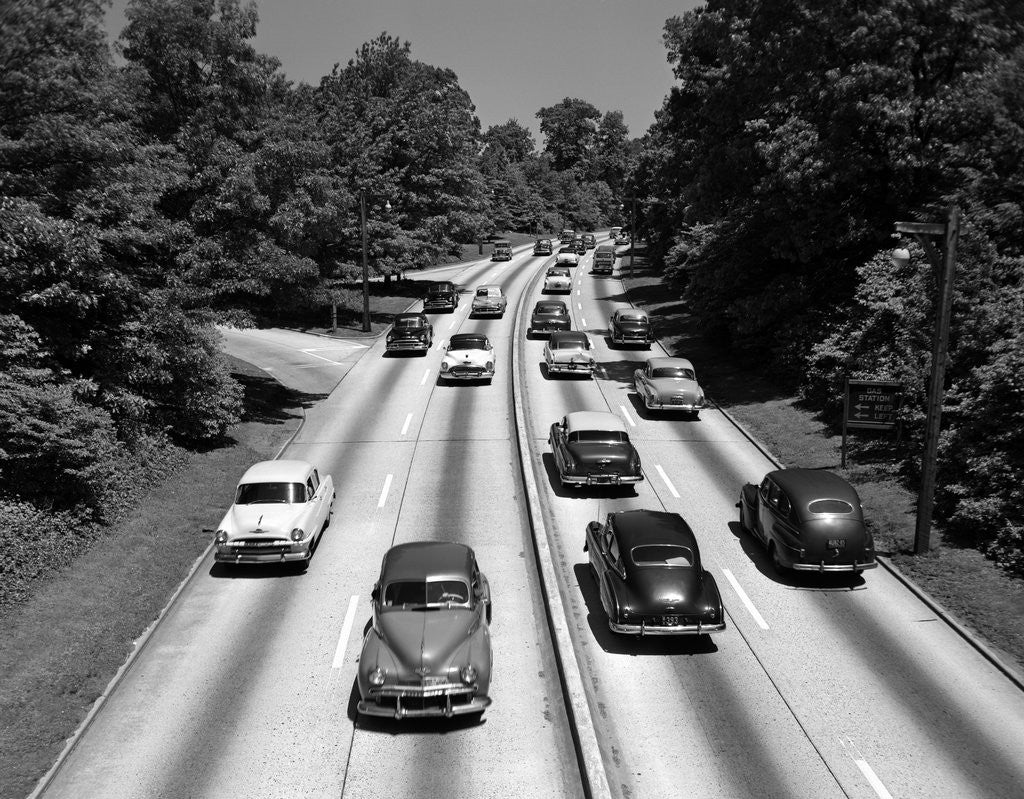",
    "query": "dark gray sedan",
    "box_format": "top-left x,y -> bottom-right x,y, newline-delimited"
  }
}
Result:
528,300 -> 571,337
548,411 -> 643,488
357,542 -> 492,719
